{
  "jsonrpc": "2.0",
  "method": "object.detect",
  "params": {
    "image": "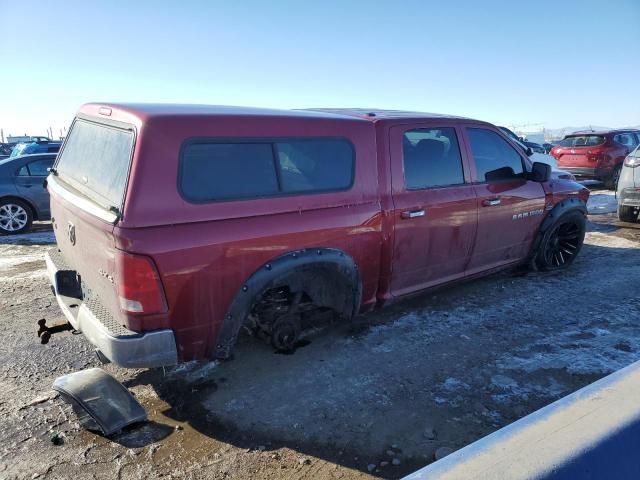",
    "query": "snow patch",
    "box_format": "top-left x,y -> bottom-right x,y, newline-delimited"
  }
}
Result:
585,232 -> 639,249
442,378 -> 470,391
587,191 -> 617,214
0,245 -> 47,280
0,230 -> 55,245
